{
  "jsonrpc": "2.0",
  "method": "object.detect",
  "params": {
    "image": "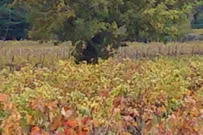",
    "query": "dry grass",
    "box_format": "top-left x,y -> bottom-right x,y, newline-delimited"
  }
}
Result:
116,41 -> 203,59
0,40 -> 72,66
0,40 -> 203,67
191,29 -> 203,35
